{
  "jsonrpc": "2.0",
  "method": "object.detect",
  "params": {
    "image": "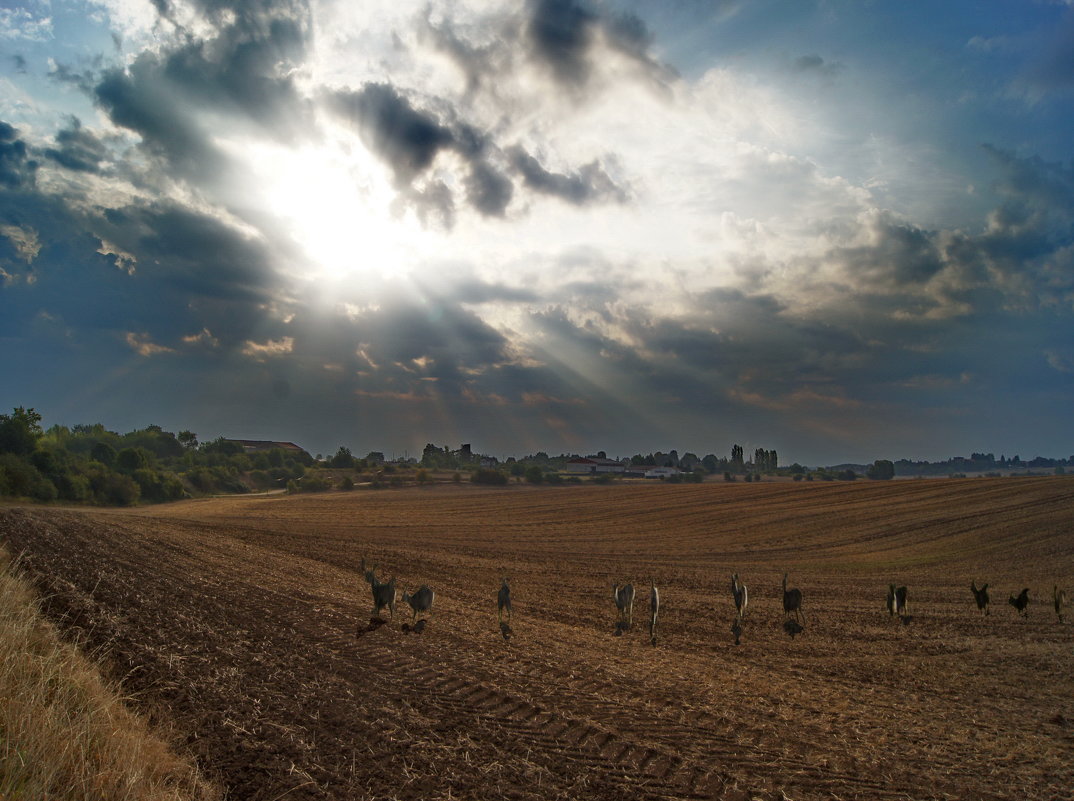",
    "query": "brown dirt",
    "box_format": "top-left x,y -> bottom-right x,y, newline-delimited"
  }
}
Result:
2,477 -> 1073,800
